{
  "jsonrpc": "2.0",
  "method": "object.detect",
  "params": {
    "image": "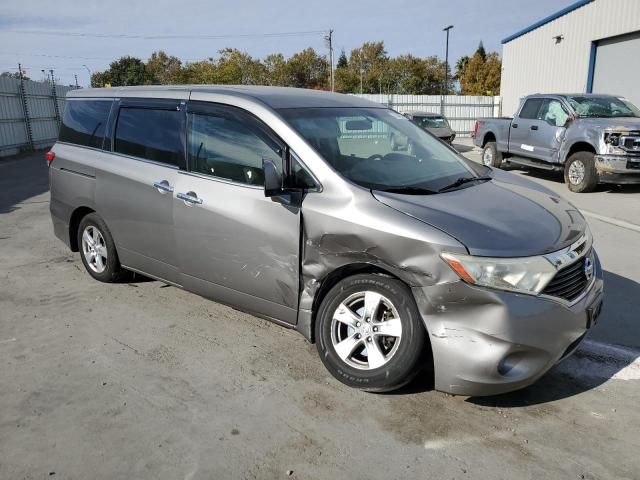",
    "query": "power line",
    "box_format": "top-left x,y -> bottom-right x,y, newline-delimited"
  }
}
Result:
0,52 -> 113,61
5,29 -> 329,40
